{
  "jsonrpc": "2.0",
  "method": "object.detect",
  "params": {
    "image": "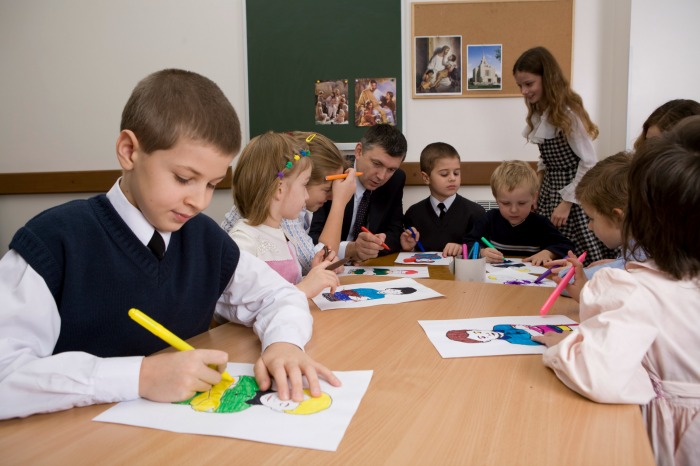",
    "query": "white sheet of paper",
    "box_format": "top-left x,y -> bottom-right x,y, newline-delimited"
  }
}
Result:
483,258 -> 556,287
338,266 -> 430,278
312,277 -> 443,311
394,252 -> 454,266
419,315 -> 578,358
93,363 -> 373,452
